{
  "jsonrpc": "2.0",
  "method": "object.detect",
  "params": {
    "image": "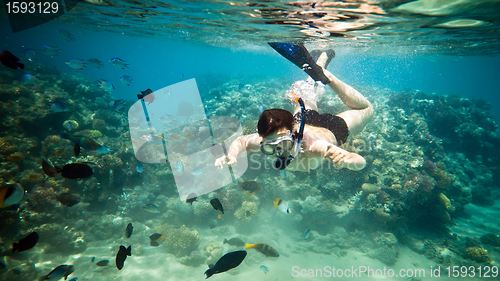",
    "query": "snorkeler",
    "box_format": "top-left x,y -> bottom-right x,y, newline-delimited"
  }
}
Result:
215,42 -> 373,172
